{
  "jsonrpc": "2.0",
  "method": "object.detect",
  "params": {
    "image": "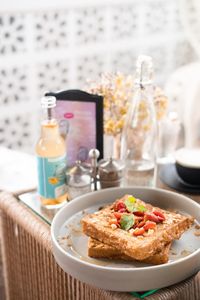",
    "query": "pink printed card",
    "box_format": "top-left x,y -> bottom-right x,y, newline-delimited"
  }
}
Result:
46,90 -> 104,167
